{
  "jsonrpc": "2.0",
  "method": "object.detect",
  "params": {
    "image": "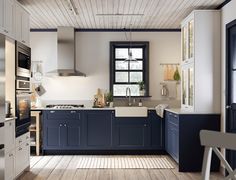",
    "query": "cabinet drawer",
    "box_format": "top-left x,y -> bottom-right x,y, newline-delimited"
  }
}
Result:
167,112 -> 179,126
5,120 -> 15,152
15,132 -> 30,147
45,110 -> 81,121
15,140 -> 30,177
